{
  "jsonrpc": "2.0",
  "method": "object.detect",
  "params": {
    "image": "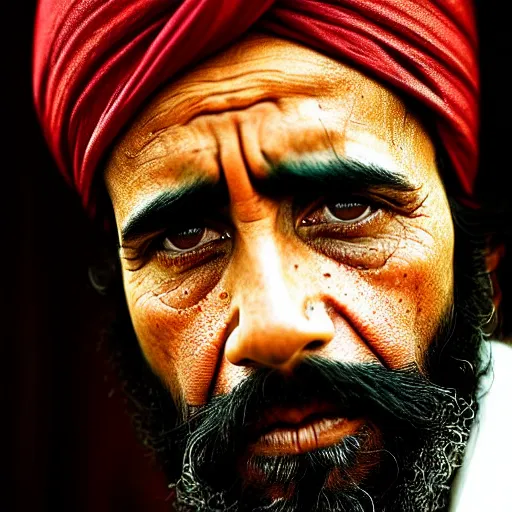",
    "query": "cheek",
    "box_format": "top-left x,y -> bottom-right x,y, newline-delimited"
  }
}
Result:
129,254 -> 228,309
324,234 -> 453,369
126,281 -> 233,406
368,261 -> 452,367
